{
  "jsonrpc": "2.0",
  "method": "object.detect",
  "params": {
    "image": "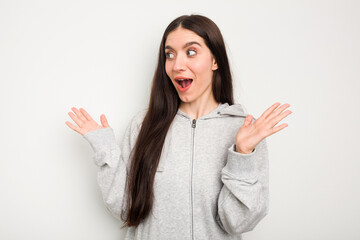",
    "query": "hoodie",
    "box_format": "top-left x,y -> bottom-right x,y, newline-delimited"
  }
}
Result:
83,102 -> 269,240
